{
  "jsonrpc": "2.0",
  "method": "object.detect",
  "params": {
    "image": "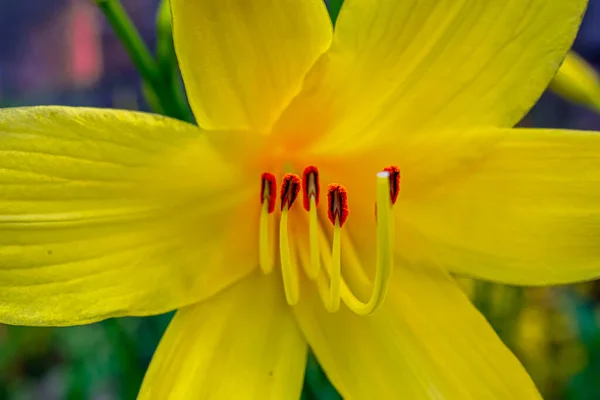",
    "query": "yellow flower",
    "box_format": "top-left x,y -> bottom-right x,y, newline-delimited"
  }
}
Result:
0,0 -> 597,398
549,51 -> 600,112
